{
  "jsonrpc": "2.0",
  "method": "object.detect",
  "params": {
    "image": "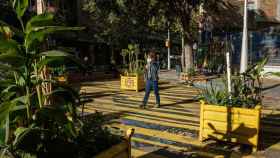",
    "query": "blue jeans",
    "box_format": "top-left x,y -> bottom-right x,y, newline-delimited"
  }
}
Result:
143,80 -> 160,105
